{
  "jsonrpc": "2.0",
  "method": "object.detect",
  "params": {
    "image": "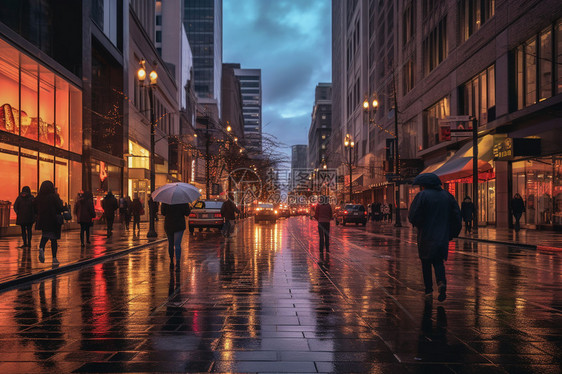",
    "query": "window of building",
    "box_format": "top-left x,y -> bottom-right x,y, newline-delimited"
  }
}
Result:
461,65 -> 495,125
515,25 -> 556,110
423,17 -> 447,75
423,96 -> 449,149
403,57 -> 415,93
155,30 -> 162,43
403,3 -> 415,45
460,0 -> 495,42
156,15 -> 162,26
